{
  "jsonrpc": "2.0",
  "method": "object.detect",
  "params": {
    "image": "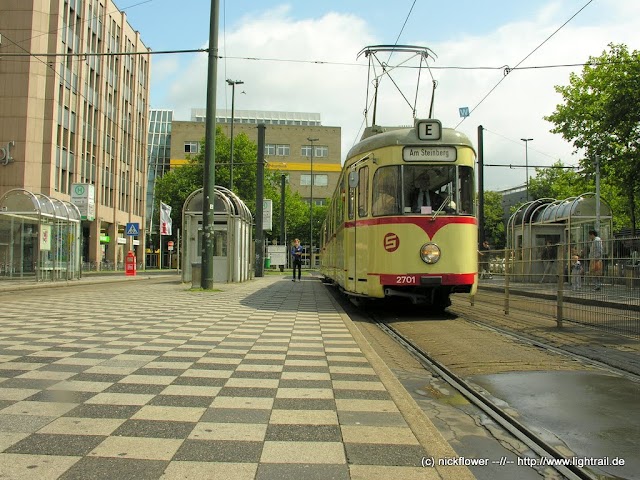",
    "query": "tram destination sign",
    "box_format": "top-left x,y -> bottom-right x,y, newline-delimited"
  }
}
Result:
403,146 -> 457,162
